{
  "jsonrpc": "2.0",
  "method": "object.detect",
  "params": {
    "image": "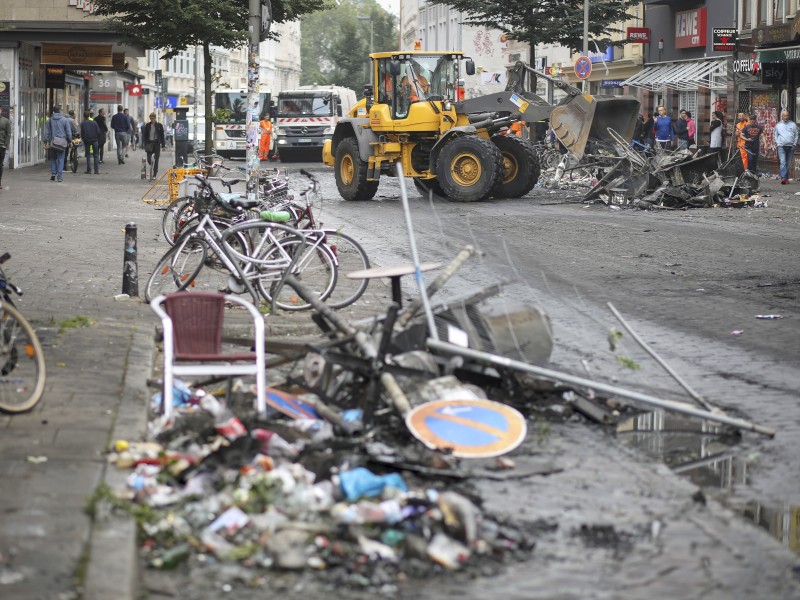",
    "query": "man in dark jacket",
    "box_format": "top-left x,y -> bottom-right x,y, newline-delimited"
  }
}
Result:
674,110 -> 690,150
142,112 -> 166,180
110,105 -> 131,164
80,110 -> 101,174
94,107 -> 109,164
